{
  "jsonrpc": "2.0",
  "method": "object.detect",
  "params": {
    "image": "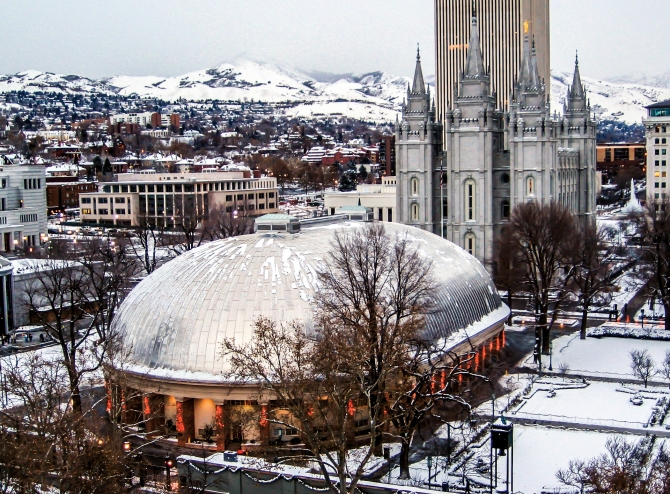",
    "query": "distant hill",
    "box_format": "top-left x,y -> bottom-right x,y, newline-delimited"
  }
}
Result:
0,61 -> 667,124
